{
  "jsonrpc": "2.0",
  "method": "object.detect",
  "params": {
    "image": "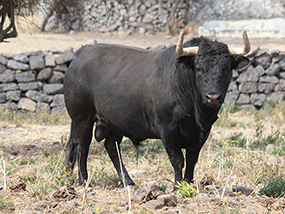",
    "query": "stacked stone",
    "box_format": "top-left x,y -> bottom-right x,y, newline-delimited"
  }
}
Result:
226,48 -> 285,109
0,49 -> 74,113
43,0 -> 284,35
0,47 -> 284,113
45,0 -> 188,34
